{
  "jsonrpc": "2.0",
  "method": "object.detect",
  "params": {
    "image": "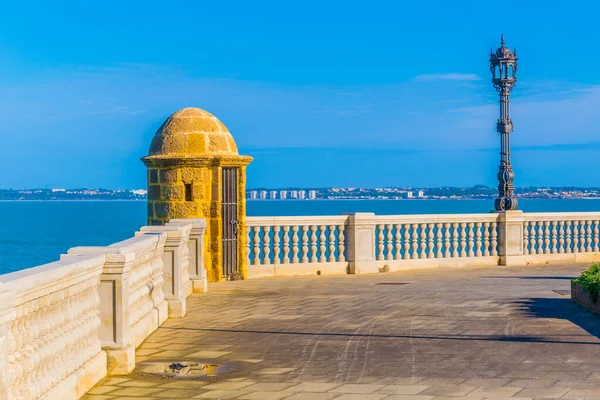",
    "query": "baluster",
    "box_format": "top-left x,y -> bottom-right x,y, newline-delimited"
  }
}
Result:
301,225 -> 309,263
310,225 -> 318,262
419,223 -> 427,259
475,222 -> 482,256
377,224 -> 385,261
443,223 -> 451,258
393,224 -> 401,260
459,222 -> 467,257
565,221 -> 572,254
535,221 -> 543,254
318,225 -> 327,262
262,226 -> 271,264
385,224 -> 393,261
435,223 -> 443,258
282,226 -> 290,263
292,226 -> 299,263
594,220 -> 599,252
529,222 -> 536,255
467,222 -> 475,257
451,223 -> 459,258
273,226 -> 281,264
252,226 -> 261,265
550,221 -> 557,254
483,222 -> 490,256
522,221 -> 529,255
573,221 -> 580,253
579,220 -> 585,252
329,225 -> 336,262
338,224 -> 345,262
558,221 -> 565,254
586,220 -> 593,253
490,222 -> 498,256
246,226 -> 251,264
403,224 -> 411,259
543,221 -> 550,255
427,223 -> 435,258
411,223 -> 419,259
